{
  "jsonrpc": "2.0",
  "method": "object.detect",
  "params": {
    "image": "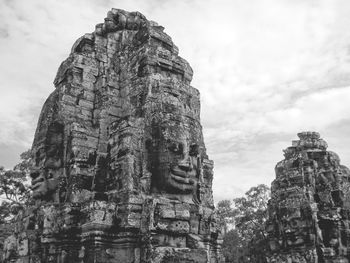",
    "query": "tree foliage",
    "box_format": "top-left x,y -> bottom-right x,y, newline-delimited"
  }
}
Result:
221,229 -> 240,263
0,150 -> 32,223
233,184 -> 270,243
219,184 -> 270,263
217,199 -> 236,234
